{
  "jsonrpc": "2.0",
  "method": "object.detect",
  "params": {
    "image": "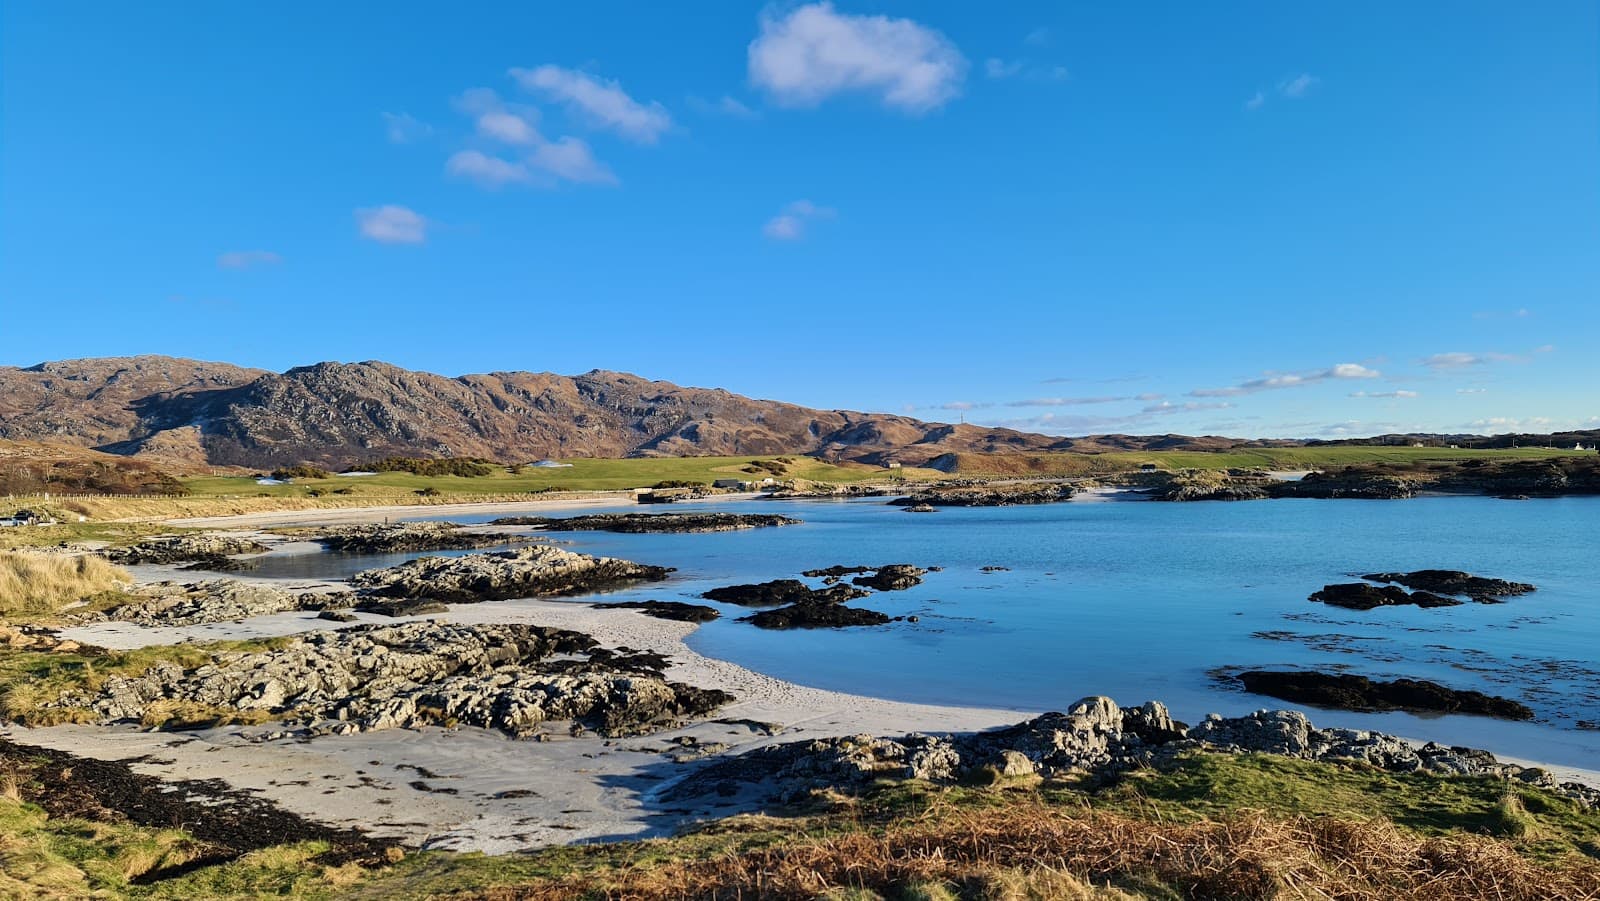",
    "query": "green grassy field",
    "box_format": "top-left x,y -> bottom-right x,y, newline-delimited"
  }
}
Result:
947,445 -> 1589,477
179,455 -> 932,499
